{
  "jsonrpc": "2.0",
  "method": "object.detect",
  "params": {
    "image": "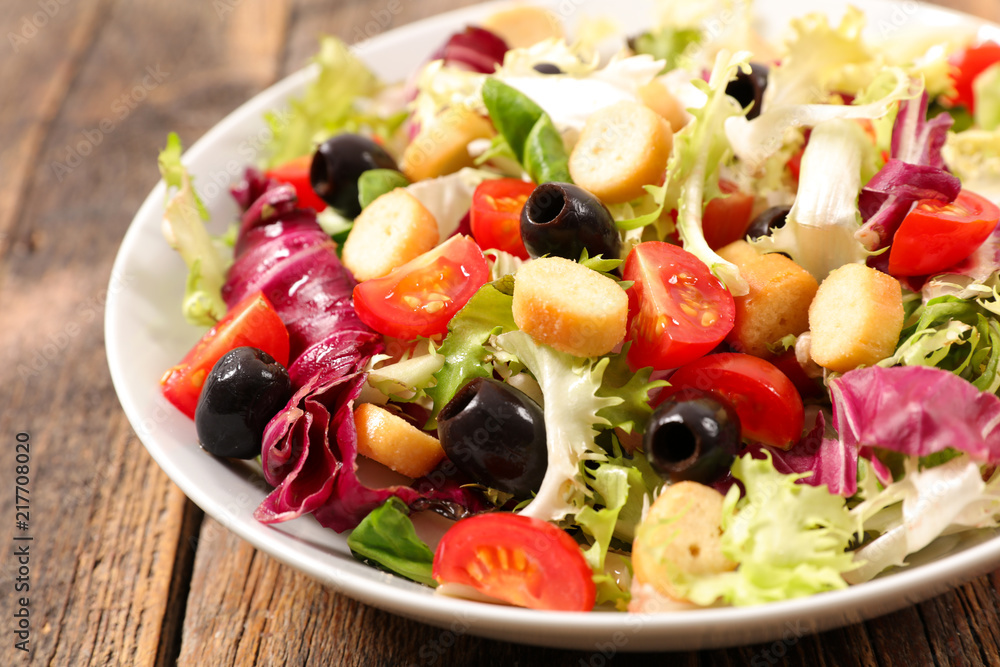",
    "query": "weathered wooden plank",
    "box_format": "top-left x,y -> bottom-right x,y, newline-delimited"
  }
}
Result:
0,0 -> 289,664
